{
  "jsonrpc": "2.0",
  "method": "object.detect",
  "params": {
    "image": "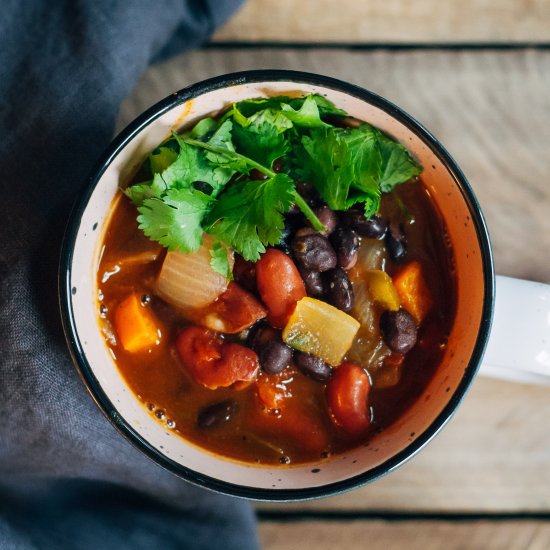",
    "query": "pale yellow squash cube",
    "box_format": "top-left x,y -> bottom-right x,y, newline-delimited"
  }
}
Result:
282,297 -> 360,367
